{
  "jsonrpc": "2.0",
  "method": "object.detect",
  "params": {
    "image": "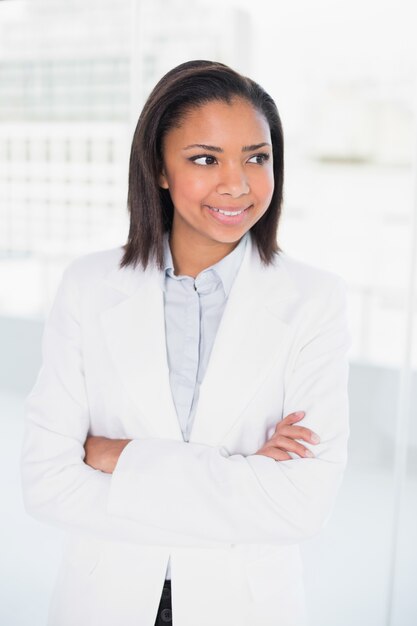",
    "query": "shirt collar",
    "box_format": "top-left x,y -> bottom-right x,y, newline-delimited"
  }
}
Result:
163,232 -> 248,297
